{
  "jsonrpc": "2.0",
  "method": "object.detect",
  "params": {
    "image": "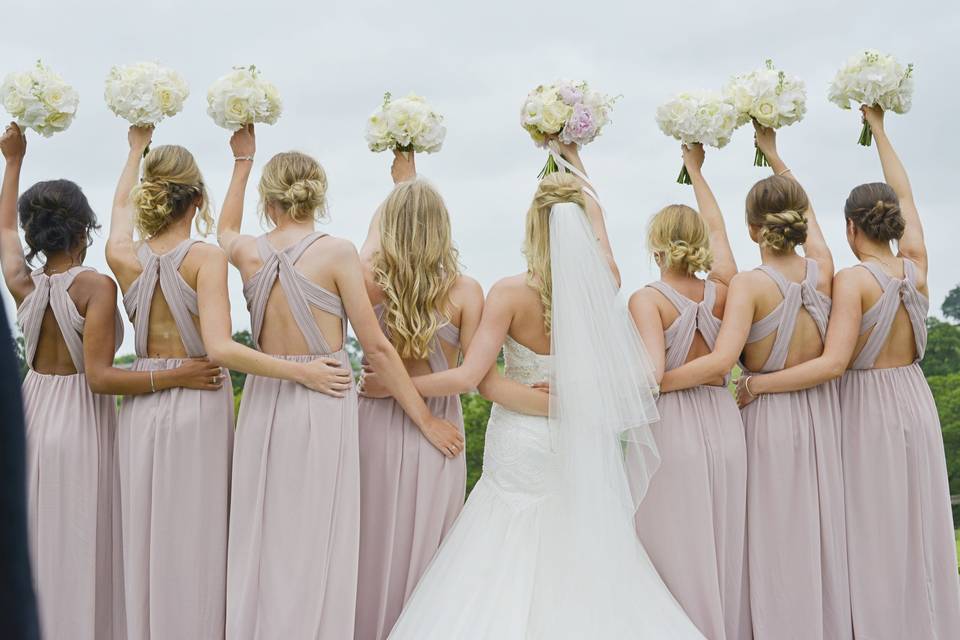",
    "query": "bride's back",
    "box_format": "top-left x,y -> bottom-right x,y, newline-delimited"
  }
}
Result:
497,274 -> 551,356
